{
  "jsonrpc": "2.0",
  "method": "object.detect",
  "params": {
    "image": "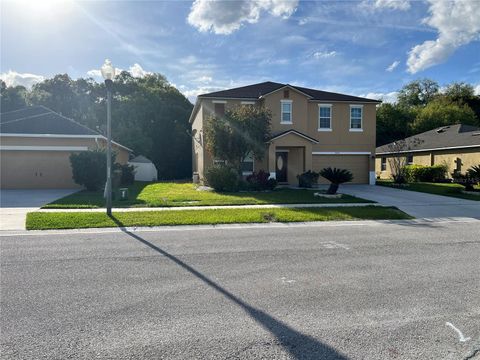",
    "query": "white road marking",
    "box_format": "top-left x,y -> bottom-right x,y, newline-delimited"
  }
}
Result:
446,322 -> 471,342
280,277 -> 296,284
321,241 -> 350,250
